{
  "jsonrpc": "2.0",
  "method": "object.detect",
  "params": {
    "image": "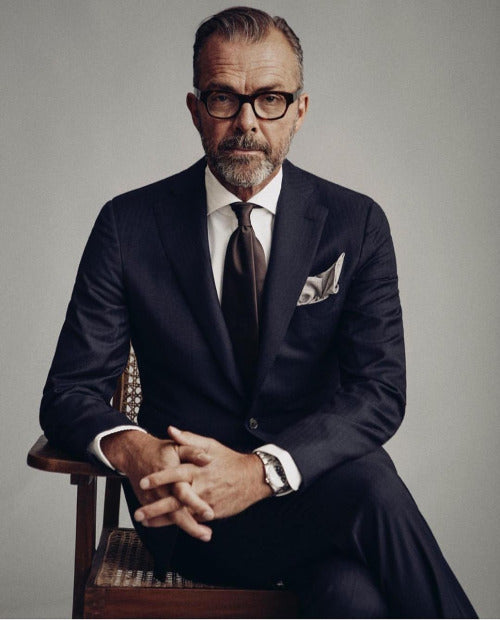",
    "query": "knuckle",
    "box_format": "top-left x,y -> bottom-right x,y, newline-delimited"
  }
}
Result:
170,509 -> 185,525
148,506 -> 161,518
159,445 -> 170,459
146,475 -> 157,487
176,487 -> 191,503
169,496 -> 181,511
